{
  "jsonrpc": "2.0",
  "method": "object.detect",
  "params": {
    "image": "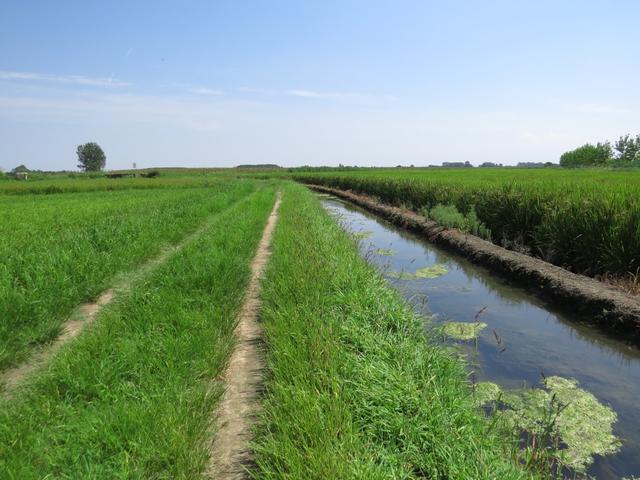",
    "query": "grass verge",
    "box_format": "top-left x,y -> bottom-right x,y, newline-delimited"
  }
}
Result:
0,184 -> 277,478
252,183 -> 534,479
